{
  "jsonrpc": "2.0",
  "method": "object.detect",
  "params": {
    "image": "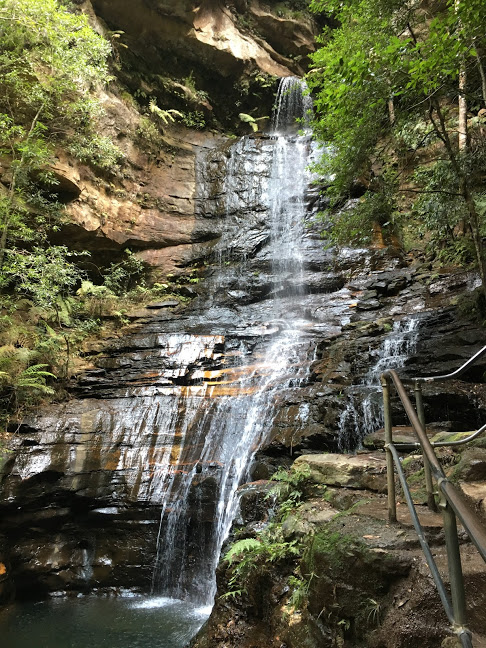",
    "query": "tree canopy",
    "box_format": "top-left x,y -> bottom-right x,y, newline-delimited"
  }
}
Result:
0,0 -> 114,295
308,0 -> 486,281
